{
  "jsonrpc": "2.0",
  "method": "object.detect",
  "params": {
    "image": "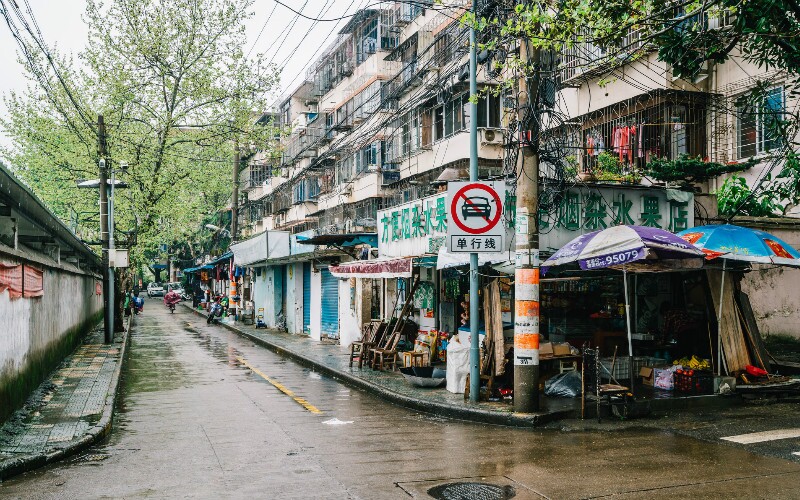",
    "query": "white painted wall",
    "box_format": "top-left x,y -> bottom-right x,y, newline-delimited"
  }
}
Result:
252,266 -> 271,326
338,278 -> 361,349
285,263 -> 304,335
737,223 -> 800,340
310,269 -> 322,341
1,254 -> 102,419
